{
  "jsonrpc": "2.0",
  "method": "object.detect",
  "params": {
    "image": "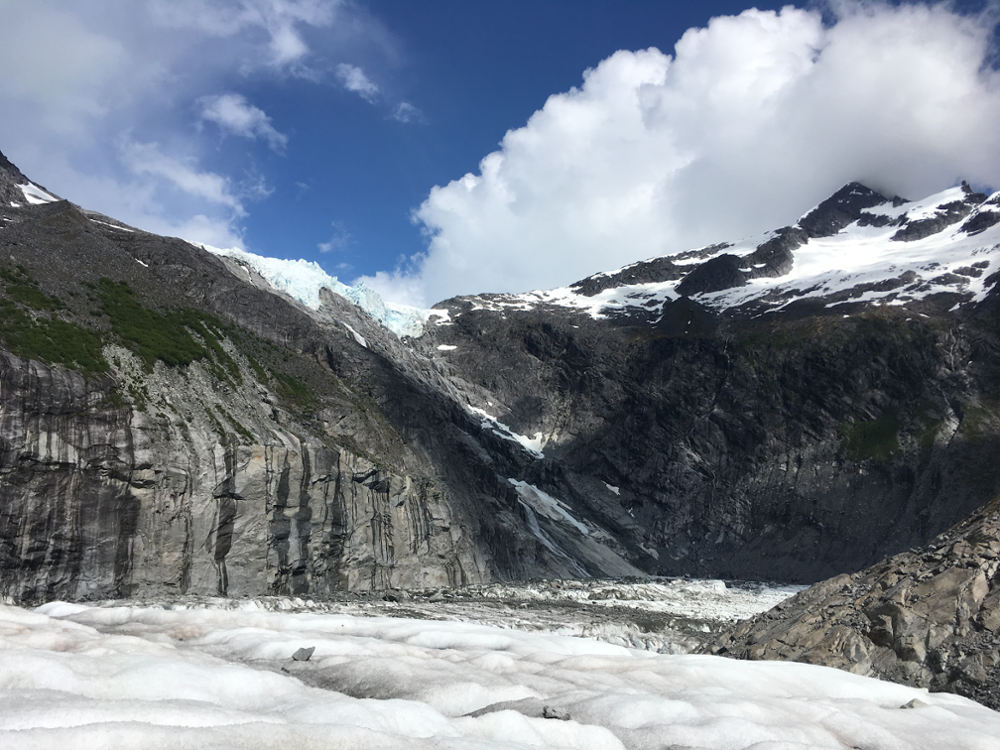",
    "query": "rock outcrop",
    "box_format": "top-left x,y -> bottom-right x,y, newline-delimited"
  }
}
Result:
714,494 -> 1000,709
